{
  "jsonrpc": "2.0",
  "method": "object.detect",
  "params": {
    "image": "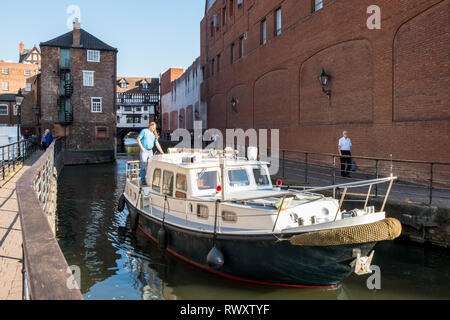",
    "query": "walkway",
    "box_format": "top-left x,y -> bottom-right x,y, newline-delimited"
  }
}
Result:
0,150 -> 43,300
